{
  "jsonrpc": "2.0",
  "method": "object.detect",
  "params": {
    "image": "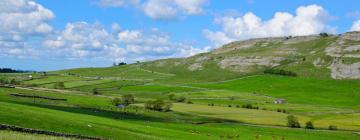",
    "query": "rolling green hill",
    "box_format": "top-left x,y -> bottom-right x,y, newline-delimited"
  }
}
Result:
1,32 -> 360,139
